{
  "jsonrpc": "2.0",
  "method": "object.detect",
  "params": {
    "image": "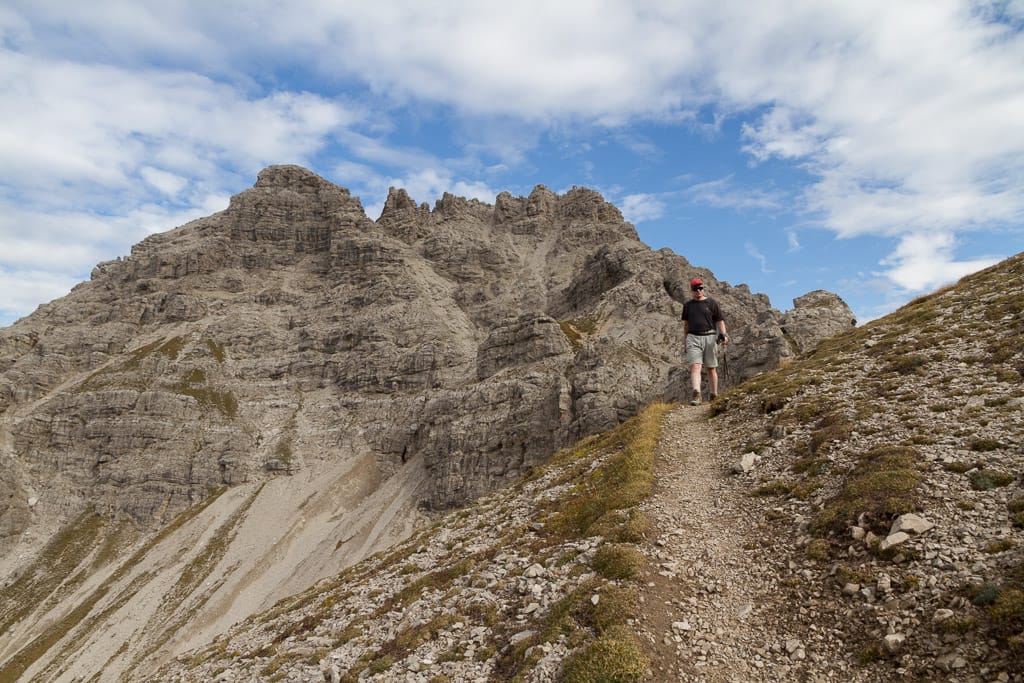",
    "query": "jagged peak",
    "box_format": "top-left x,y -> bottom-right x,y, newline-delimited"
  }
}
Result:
253,164 -> 340,192
382,186 -> 420,213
